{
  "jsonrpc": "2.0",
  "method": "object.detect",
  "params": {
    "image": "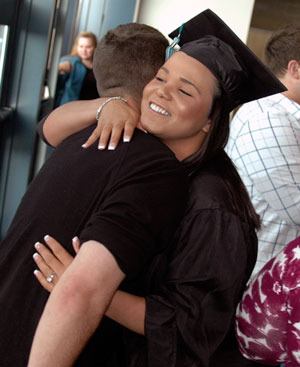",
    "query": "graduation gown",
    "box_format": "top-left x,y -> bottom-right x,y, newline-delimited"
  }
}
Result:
124,157 -> 261,367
